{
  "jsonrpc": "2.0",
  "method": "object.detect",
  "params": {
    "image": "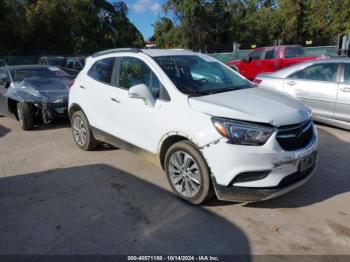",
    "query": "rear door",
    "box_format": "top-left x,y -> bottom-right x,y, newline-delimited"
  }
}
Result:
334,63 -> 350,122
82,57 -> 117,133
260,48 -> 280,74
281,46 -> 307,68
283,62 -> 340,118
